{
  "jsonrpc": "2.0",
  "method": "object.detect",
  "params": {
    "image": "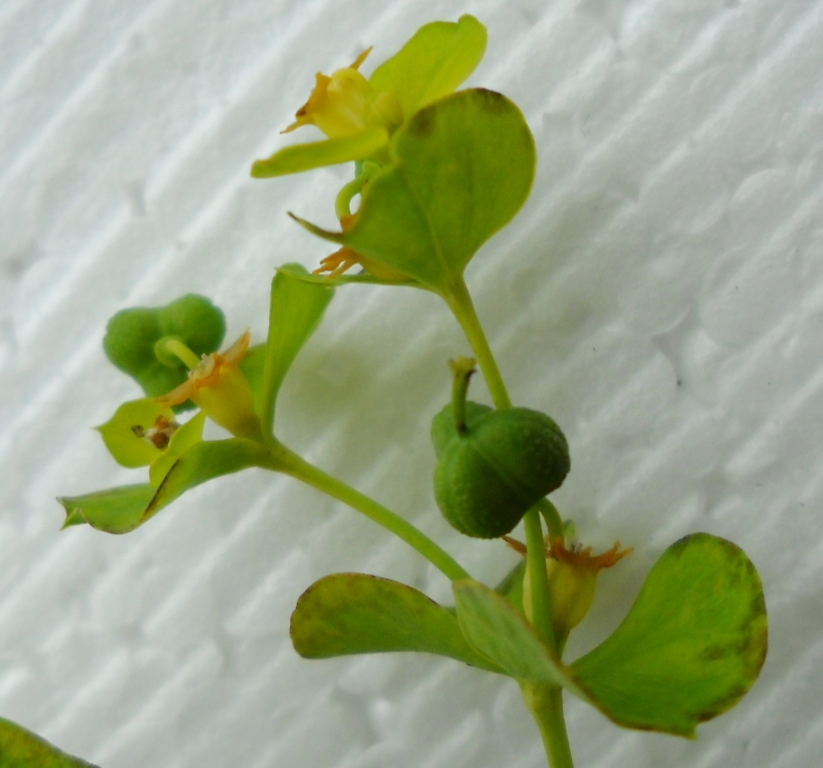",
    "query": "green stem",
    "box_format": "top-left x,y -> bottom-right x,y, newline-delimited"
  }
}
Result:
161,338 -> 201,370
524,507 -> 557,651
269,442 -> 472,583
444,276 -> 572,767
449,356 -> 476,433
521,683 -> 575,768
445,279 -> 566,549
538,498 -> 565,544
334,176 -> 364,220
443,279 -> 511,409
335,161 -> 383,219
